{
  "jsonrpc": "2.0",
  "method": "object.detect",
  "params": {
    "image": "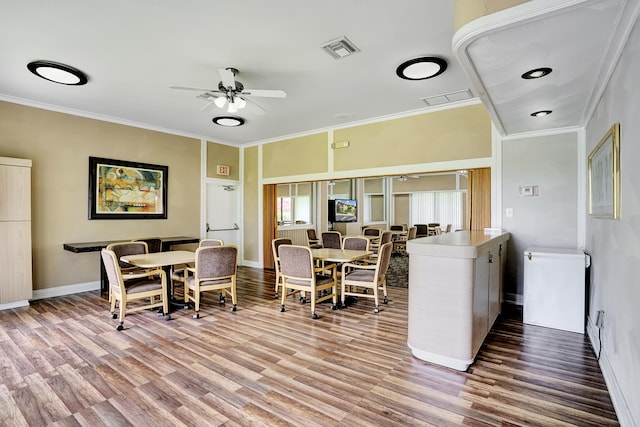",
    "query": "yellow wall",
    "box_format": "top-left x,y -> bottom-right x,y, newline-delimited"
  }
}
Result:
207,141 -> 239,180
333,104 -> 491,171
243,145 -> 259,262
262,133 -> 328,178
0,101 -> 200,290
